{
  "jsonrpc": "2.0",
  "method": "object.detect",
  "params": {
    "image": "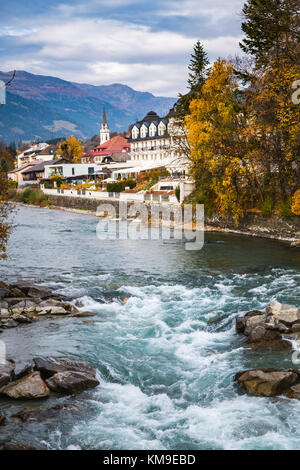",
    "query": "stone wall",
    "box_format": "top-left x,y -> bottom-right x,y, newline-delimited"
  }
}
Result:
47,194 -> 300,241
205,212 -> 300,241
